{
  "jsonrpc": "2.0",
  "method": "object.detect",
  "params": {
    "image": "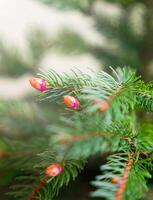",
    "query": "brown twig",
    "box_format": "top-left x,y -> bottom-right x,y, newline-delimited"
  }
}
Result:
115,151 -> 135,200
108,84 -> 123,104
60,131 -> 130,145
60,131 -> 116,144
0,150 -> 38,160
28,177 -> 47,200
0,132 -> 126,160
